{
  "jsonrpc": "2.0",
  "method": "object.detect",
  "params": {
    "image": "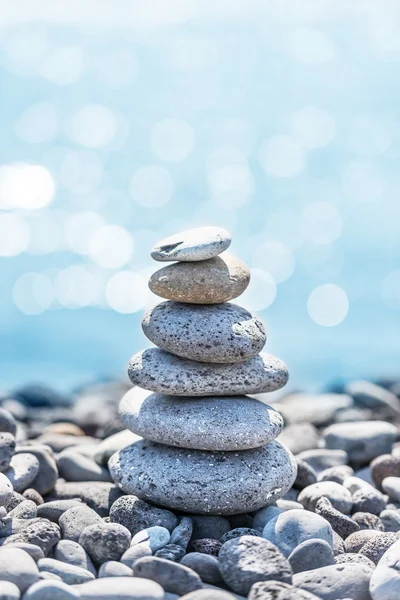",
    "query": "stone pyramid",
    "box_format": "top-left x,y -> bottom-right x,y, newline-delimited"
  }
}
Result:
109,226 -> 297,515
